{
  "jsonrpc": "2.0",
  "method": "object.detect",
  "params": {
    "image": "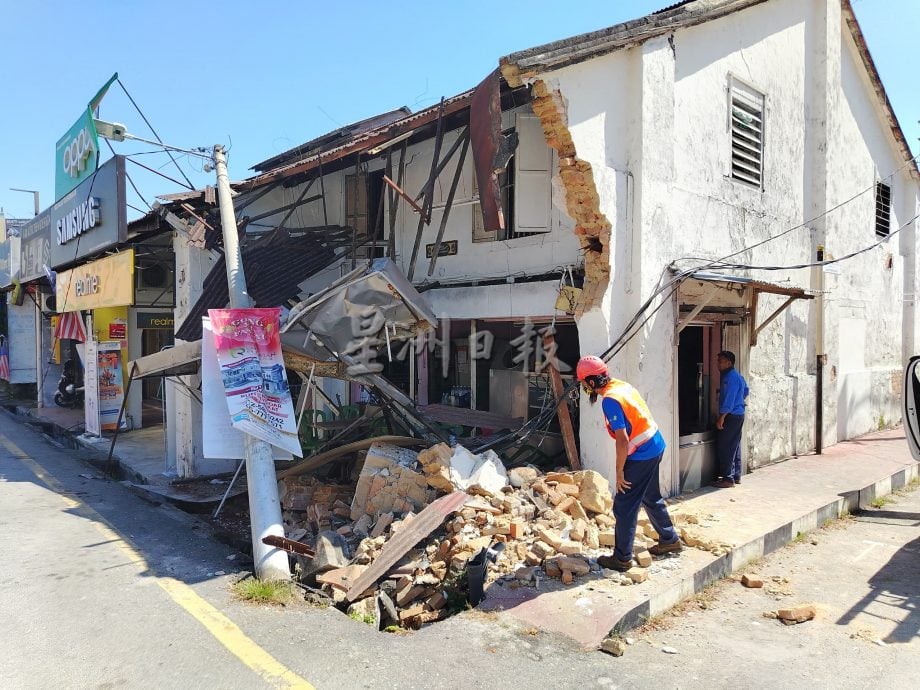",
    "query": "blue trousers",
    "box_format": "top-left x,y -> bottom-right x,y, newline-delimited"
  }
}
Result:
613,453 -> 679,561
717,413 -> 744,481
